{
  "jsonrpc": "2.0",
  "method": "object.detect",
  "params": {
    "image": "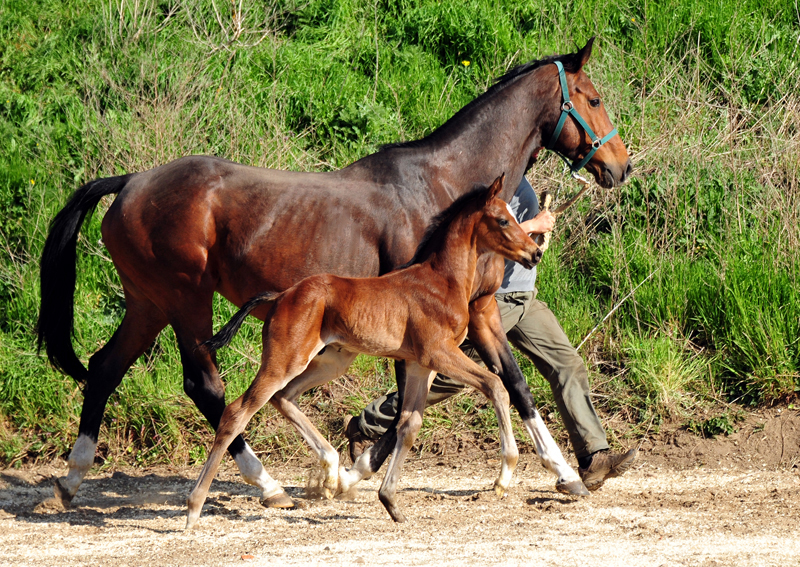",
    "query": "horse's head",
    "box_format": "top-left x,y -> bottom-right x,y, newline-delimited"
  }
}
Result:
478,175 -> 542,268
545,38 -> 632,188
